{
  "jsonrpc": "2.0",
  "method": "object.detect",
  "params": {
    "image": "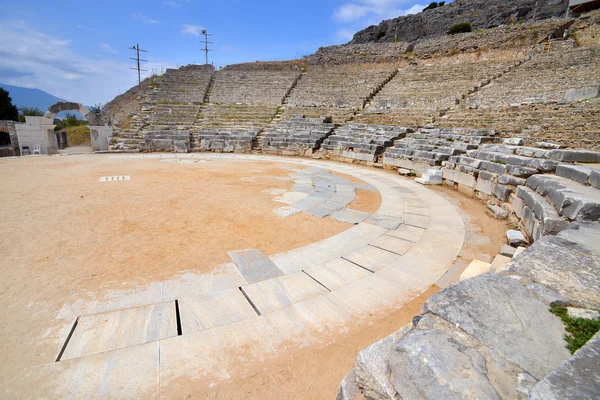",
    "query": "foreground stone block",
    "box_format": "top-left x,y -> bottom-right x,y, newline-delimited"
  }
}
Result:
530,332 -> 600,400
506,230 -> 525,246
355,324 -> 412,400
422,273 -> 570,379
508,224 -> 600,309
